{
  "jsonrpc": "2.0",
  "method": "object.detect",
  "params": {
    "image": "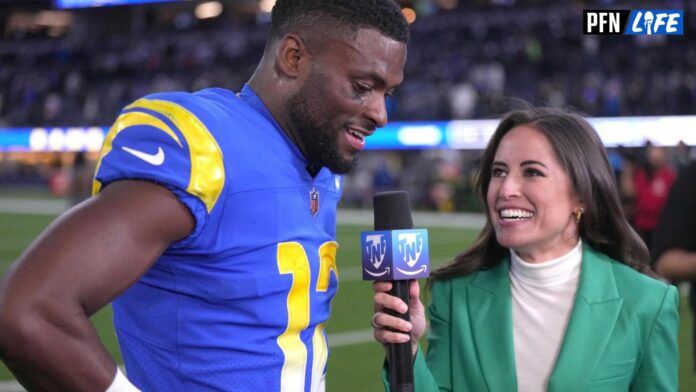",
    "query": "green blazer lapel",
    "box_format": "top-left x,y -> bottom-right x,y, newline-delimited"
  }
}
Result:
548,246 -> 623,392
467,259 -> 517,392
